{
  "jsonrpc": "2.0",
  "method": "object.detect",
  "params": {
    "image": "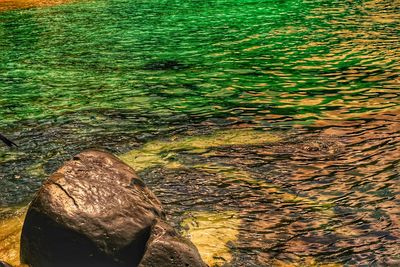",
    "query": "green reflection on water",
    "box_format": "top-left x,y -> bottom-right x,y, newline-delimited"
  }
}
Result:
1,0 -> 397,127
